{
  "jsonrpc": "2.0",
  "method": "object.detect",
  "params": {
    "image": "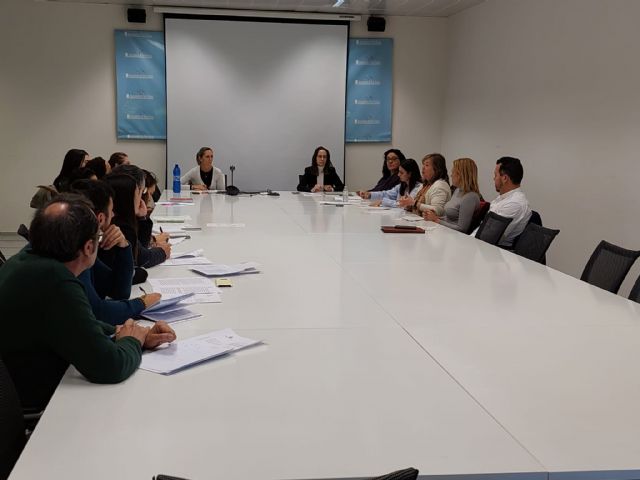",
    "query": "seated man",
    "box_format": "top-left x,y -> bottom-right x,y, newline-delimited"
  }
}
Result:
72,179 -> 161,325
473,156 -> 532,247
0,194 -> 176,411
